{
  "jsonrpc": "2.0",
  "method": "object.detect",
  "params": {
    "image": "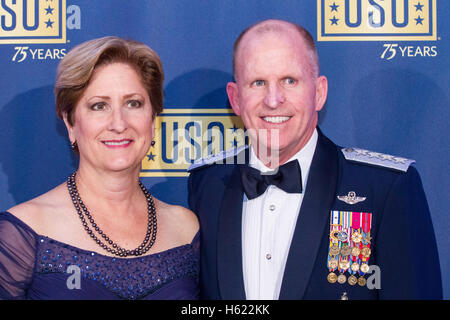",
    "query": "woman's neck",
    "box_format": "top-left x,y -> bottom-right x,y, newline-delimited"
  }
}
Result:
73,164 -> 144,215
